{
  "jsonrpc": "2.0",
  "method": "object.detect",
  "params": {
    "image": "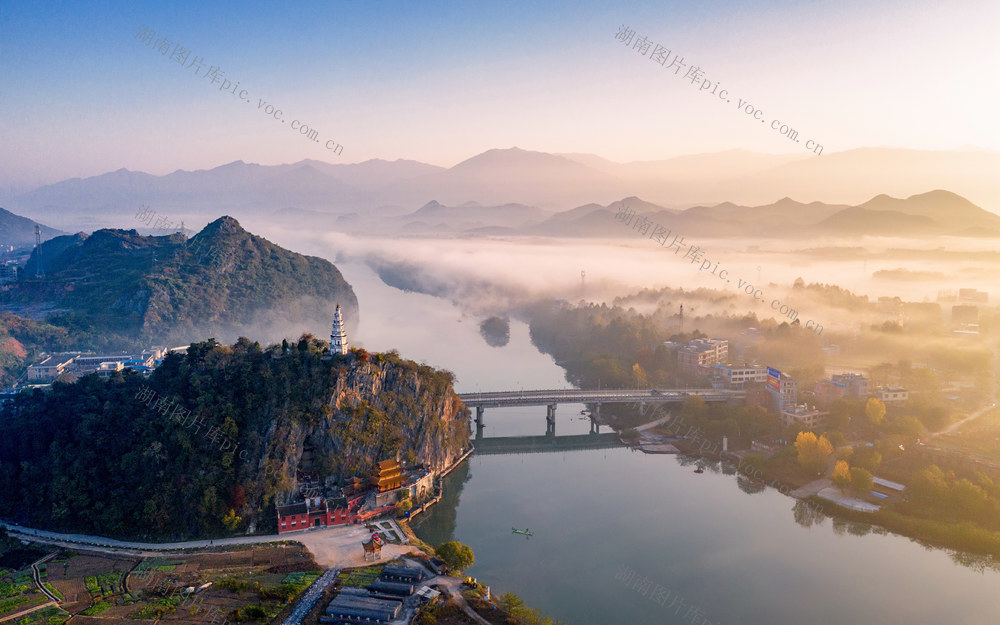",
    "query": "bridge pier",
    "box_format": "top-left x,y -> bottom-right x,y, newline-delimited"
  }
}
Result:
545,404 -> 556,435
475,406 -> 485,429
